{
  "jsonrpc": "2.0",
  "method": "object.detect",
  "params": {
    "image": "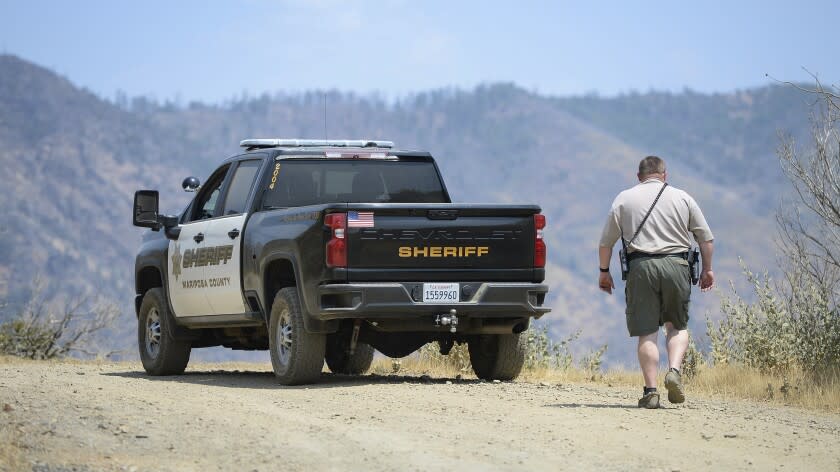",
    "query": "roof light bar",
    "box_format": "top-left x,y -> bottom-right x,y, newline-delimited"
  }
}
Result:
240,138 -> 394,149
